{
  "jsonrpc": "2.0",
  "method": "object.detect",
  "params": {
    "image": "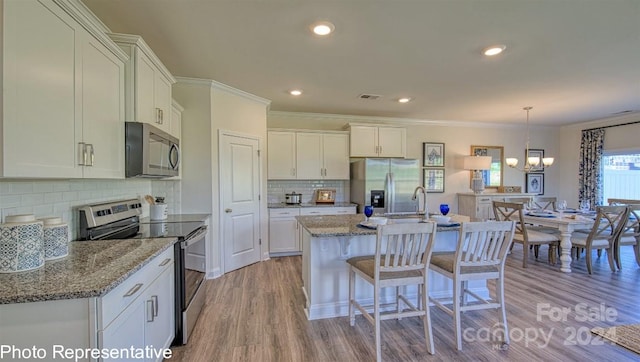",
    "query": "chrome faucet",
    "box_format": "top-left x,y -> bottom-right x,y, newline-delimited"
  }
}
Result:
412,186 -> 428,215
